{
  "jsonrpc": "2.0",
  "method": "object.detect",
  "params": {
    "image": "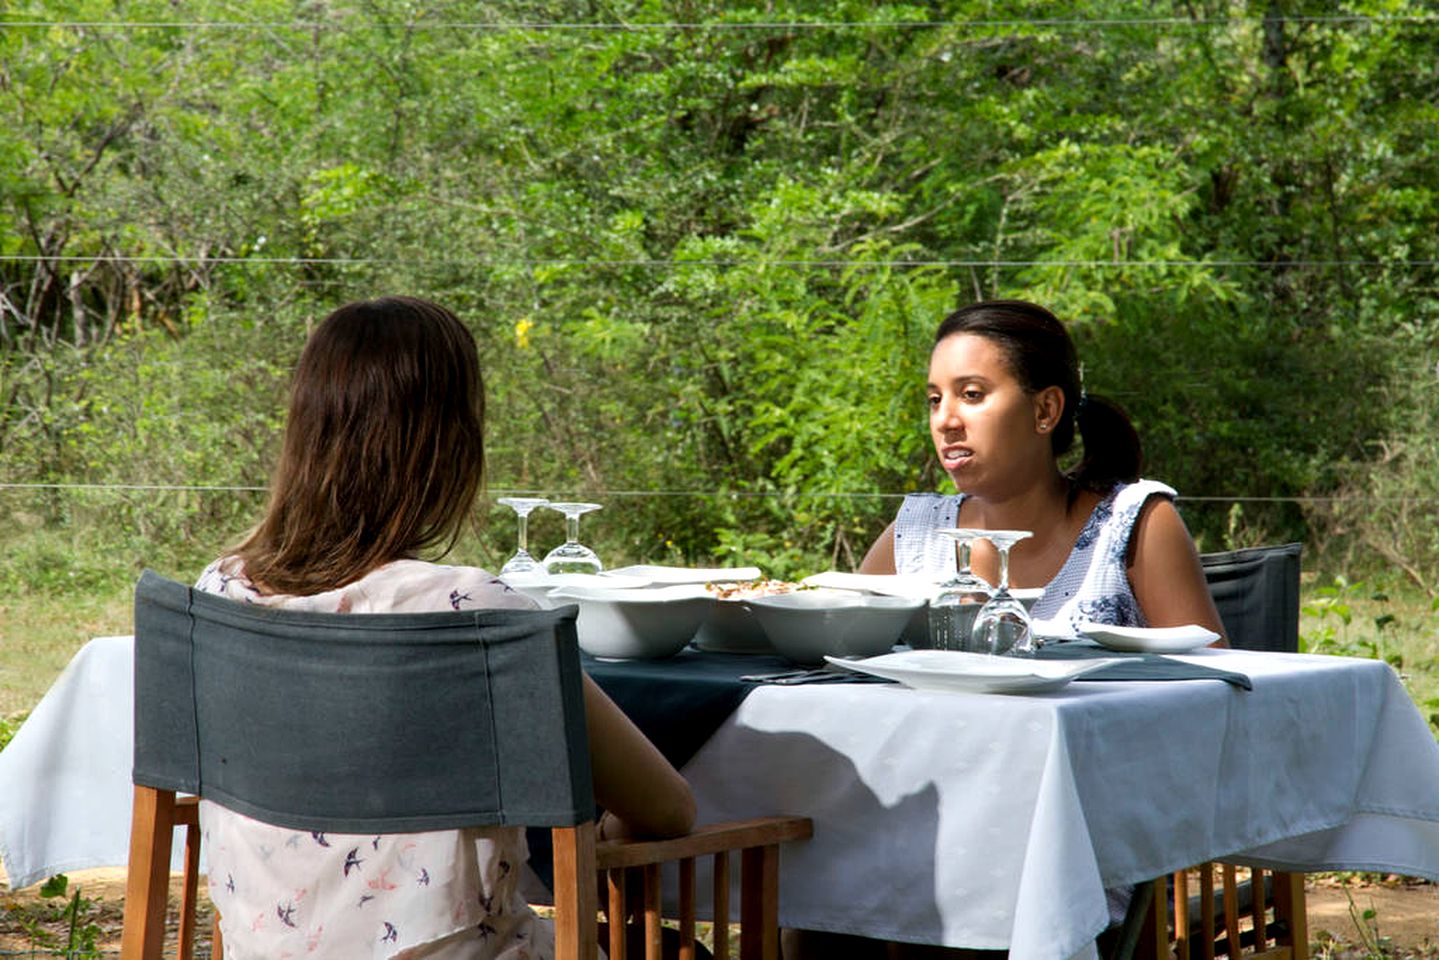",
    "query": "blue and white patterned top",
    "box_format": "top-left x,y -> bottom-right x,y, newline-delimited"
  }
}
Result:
892,479 -> 1178,640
